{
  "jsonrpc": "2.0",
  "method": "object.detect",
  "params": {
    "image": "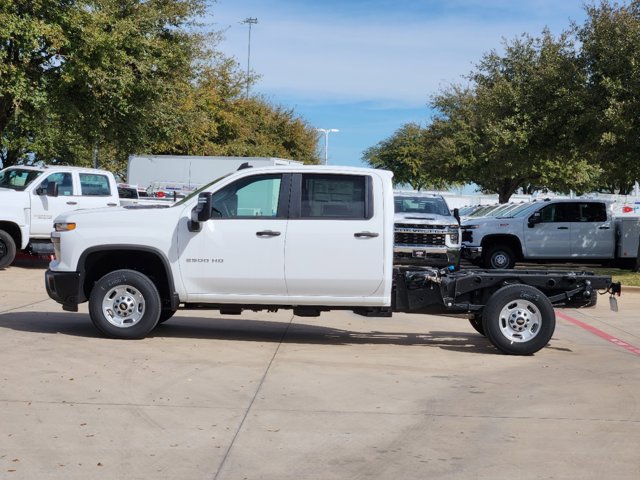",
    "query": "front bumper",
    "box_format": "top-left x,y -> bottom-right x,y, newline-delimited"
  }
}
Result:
394,245 -> 461,267
45,270 -> 85,311
461,245 -> 483,260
